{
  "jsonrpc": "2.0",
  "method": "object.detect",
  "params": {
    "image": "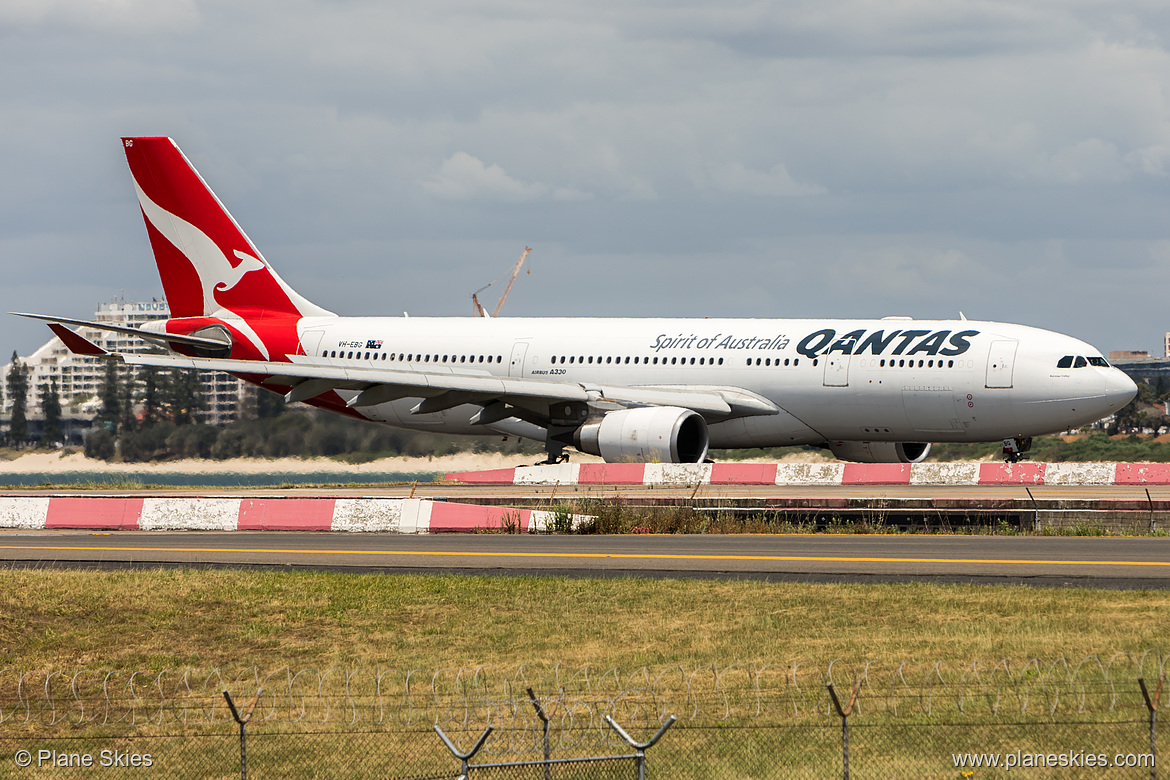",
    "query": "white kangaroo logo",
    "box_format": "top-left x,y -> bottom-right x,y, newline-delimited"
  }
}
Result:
132,179 -> 271,359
